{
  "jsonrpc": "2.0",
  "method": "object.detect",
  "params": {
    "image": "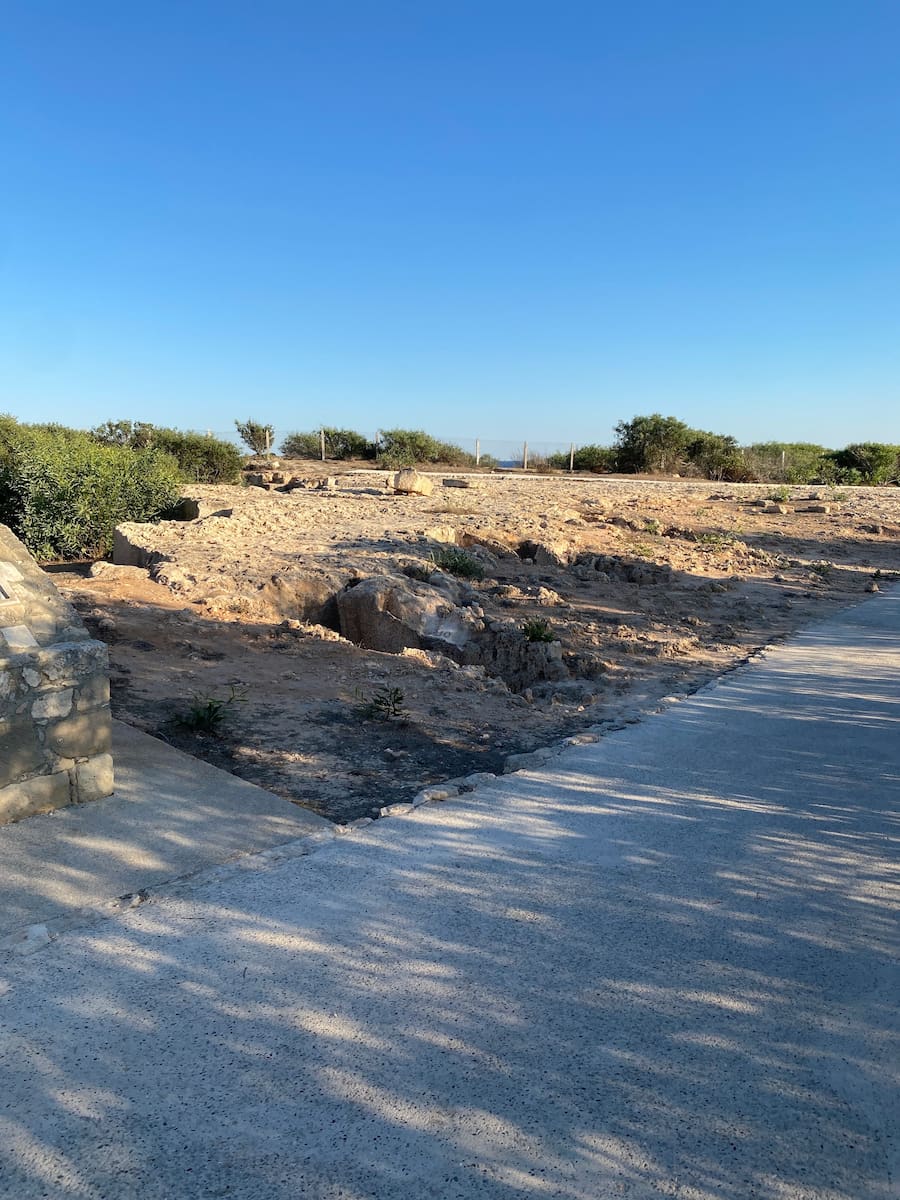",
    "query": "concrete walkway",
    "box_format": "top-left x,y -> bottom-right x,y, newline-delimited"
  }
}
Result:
0,591 -> 897,1199
0,720 -> 328,943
